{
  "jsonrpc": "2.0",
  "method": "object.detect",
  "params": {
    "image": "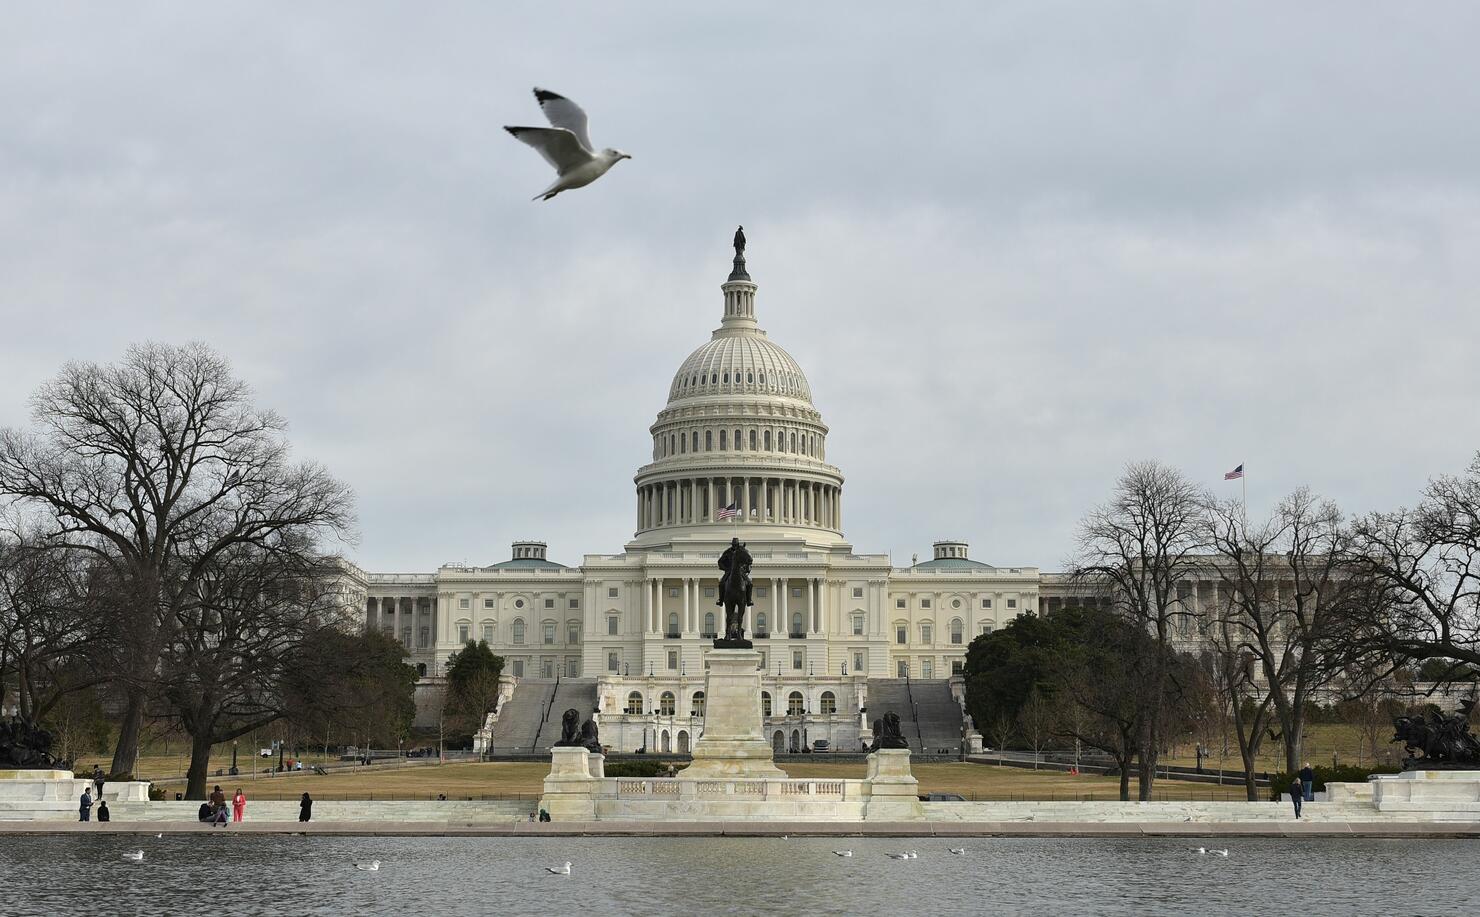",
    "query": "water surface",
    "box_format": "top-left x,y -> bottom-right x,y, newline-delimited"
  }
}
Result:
1,834 -> 1471,916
